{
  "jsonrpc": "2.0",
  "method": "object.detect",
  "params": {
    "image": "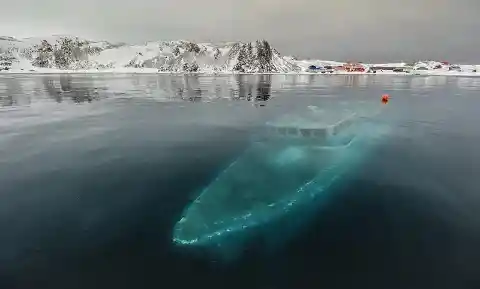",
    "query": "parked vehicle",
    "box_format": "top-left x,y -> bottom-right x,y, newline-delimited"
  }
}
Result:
449,65 -> 462,72
307,65 -> 325,73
